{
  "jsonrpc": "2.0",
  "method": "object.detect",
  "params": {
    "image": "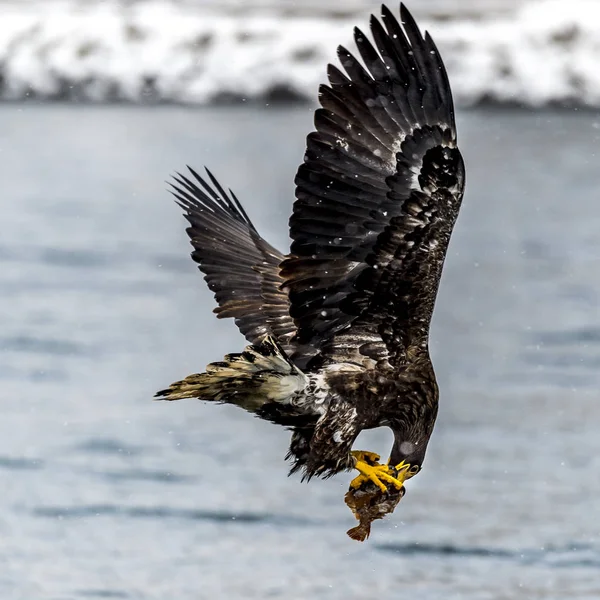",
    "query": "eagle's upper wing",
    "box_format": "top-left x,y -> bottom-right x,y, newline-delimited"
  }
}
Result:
171,168 -> 296,351
282,5 -> 465,367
